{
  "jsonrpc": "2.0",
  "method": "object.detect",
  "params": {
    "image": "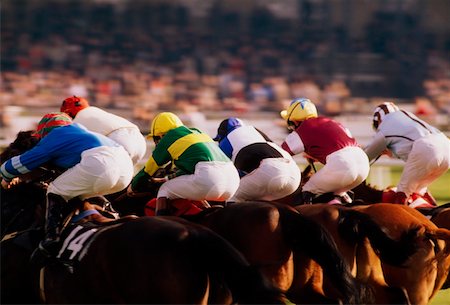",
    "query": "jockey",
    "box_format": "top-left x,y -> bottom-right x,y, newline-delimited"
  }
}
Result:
213,117 -> 301,201
365,101 -> 450,205
280,98 -> 370,204
60,96 -> 147,166
127,112 -> 240,216
0,112 -> 134,256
